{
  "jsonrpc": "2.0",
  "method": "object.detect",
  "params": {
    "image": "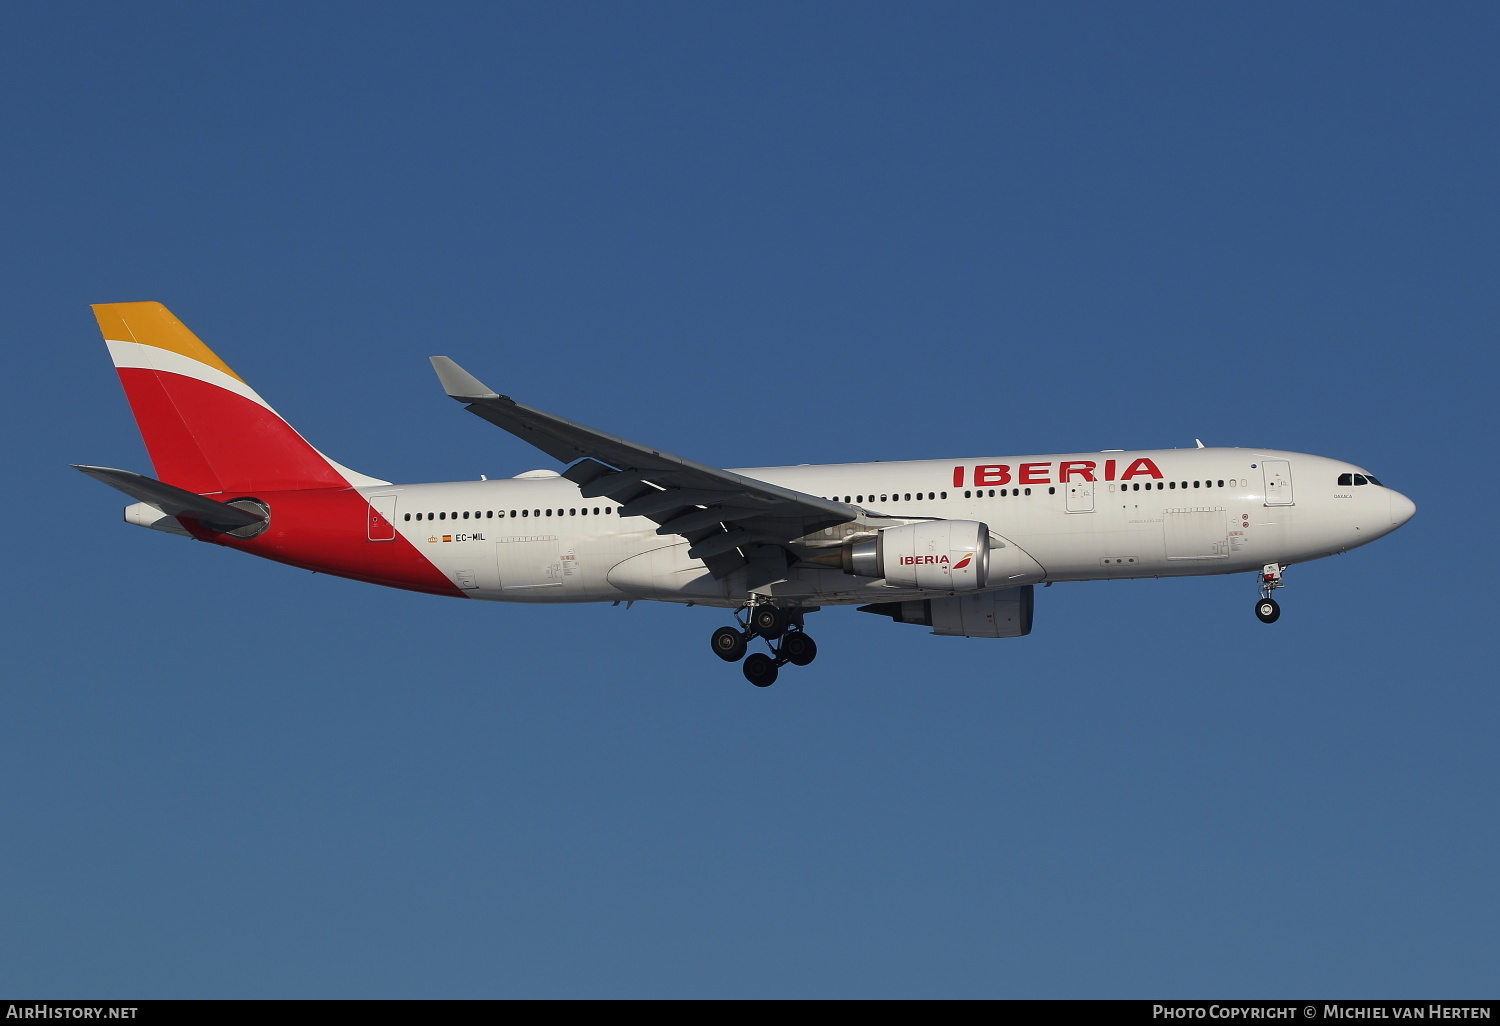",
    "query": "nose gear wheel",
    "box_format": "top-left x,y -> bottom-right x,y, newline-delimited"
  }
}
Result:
1254,563 -> 1285,624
